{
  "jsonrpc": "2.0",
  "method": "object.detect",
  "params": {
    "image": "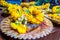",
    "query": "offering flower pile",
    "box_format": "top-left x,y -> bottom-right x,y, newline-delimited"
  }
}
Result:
46,6 -> 60,21
0,1 -> 45,34
0,0 -> 53,39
